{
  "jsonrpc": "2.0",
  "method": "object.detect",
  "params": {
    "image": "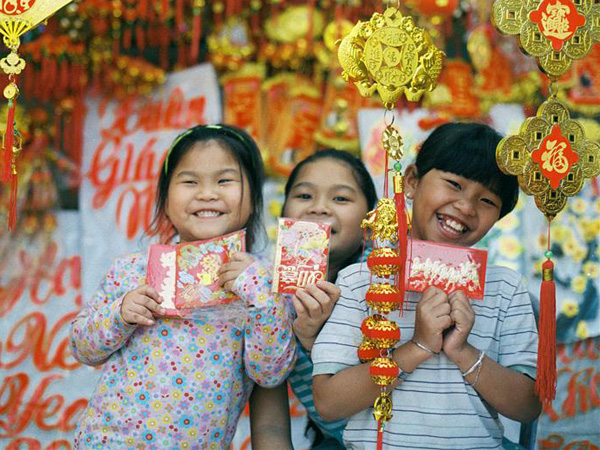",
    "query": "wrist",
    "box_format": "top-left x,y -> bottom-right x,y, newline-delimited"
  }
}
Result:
392,340 -> 431,374
446,343 -> 478,371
